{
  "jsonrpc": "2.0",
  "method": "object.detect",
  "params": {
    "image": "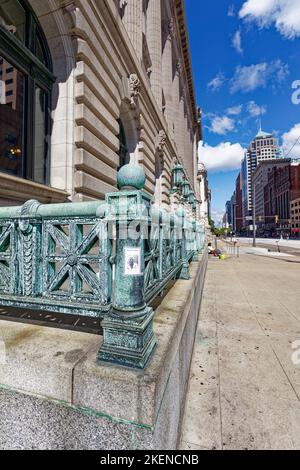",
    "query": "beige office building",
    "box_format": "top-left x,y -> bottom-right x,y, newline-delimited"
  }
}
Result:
0,0 -> 203,213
